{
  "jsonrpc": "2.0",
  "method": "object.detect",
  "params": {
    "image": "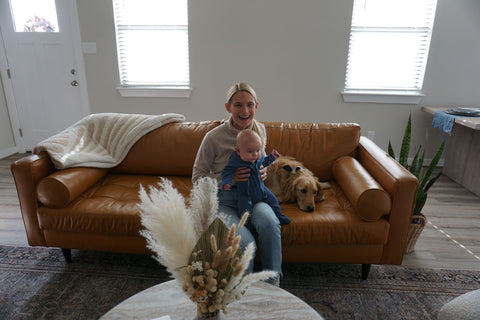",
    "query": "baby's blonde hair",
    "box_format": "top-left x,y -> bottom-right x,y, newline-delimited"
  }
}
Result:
237,129 -> 263,150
